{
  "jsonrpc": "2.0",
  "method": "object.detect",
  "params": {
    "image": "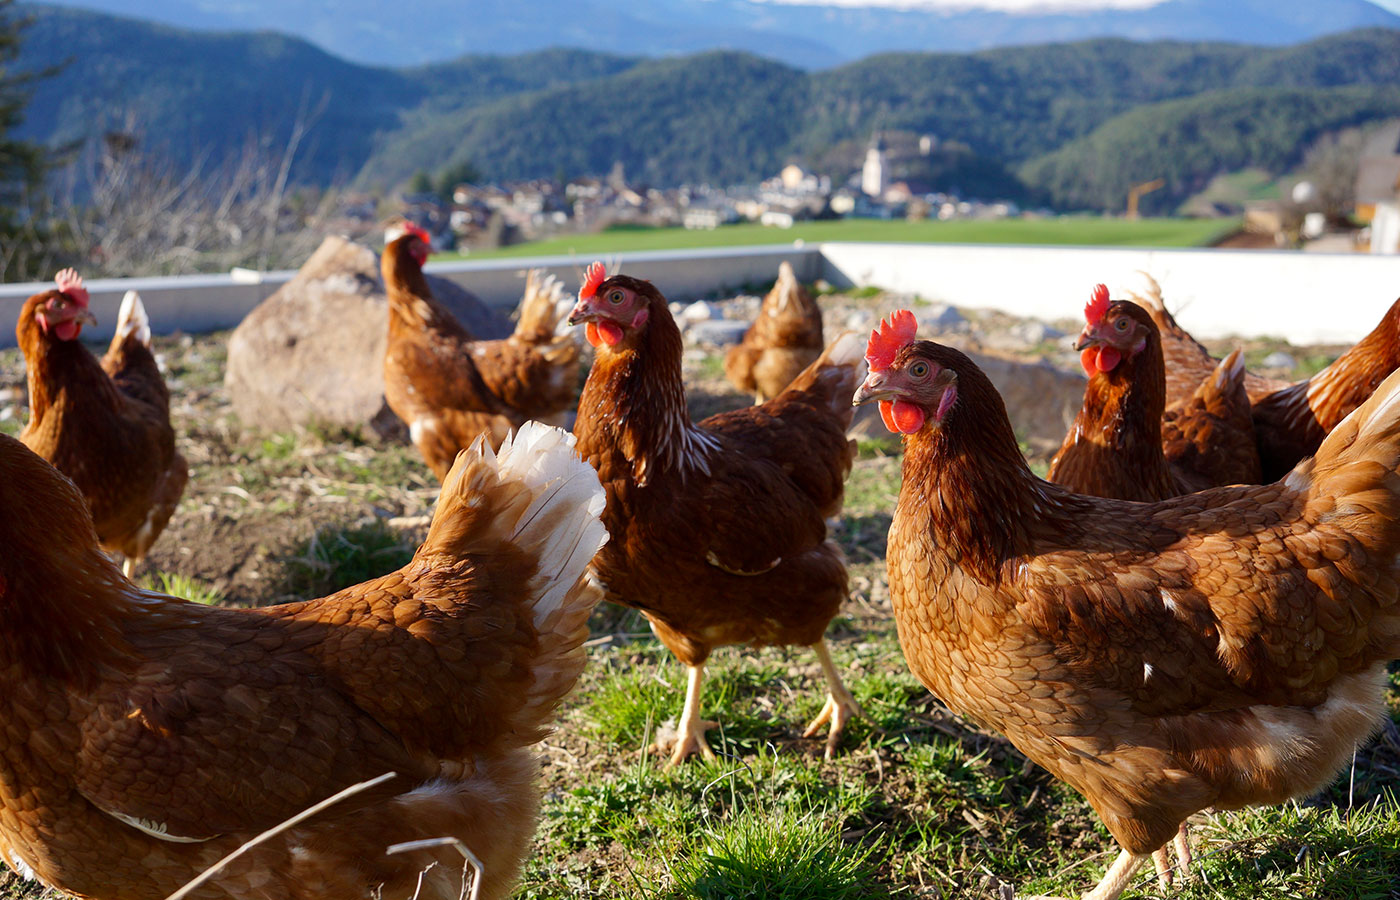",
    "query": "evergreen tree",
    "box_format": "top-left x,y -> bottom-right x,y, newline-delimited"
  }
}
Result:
0,0 -> 54,281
